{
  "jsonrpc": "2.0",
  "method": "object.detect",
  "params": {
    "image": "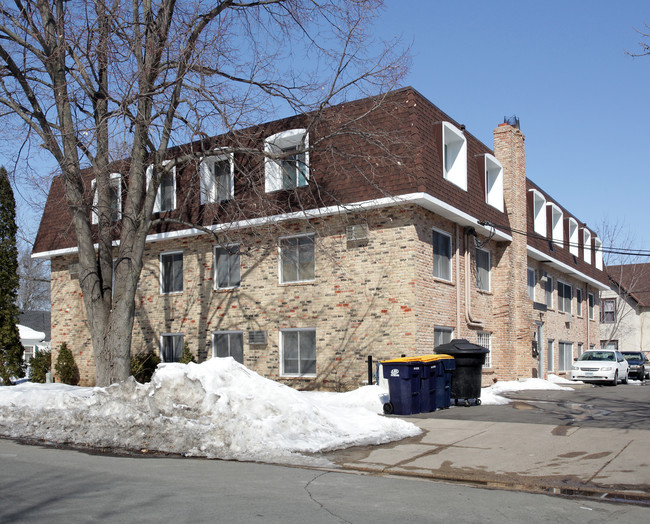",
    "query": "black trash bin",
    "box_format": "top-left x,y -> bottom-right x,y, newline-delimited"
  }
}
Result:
435,339 -> 489,406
